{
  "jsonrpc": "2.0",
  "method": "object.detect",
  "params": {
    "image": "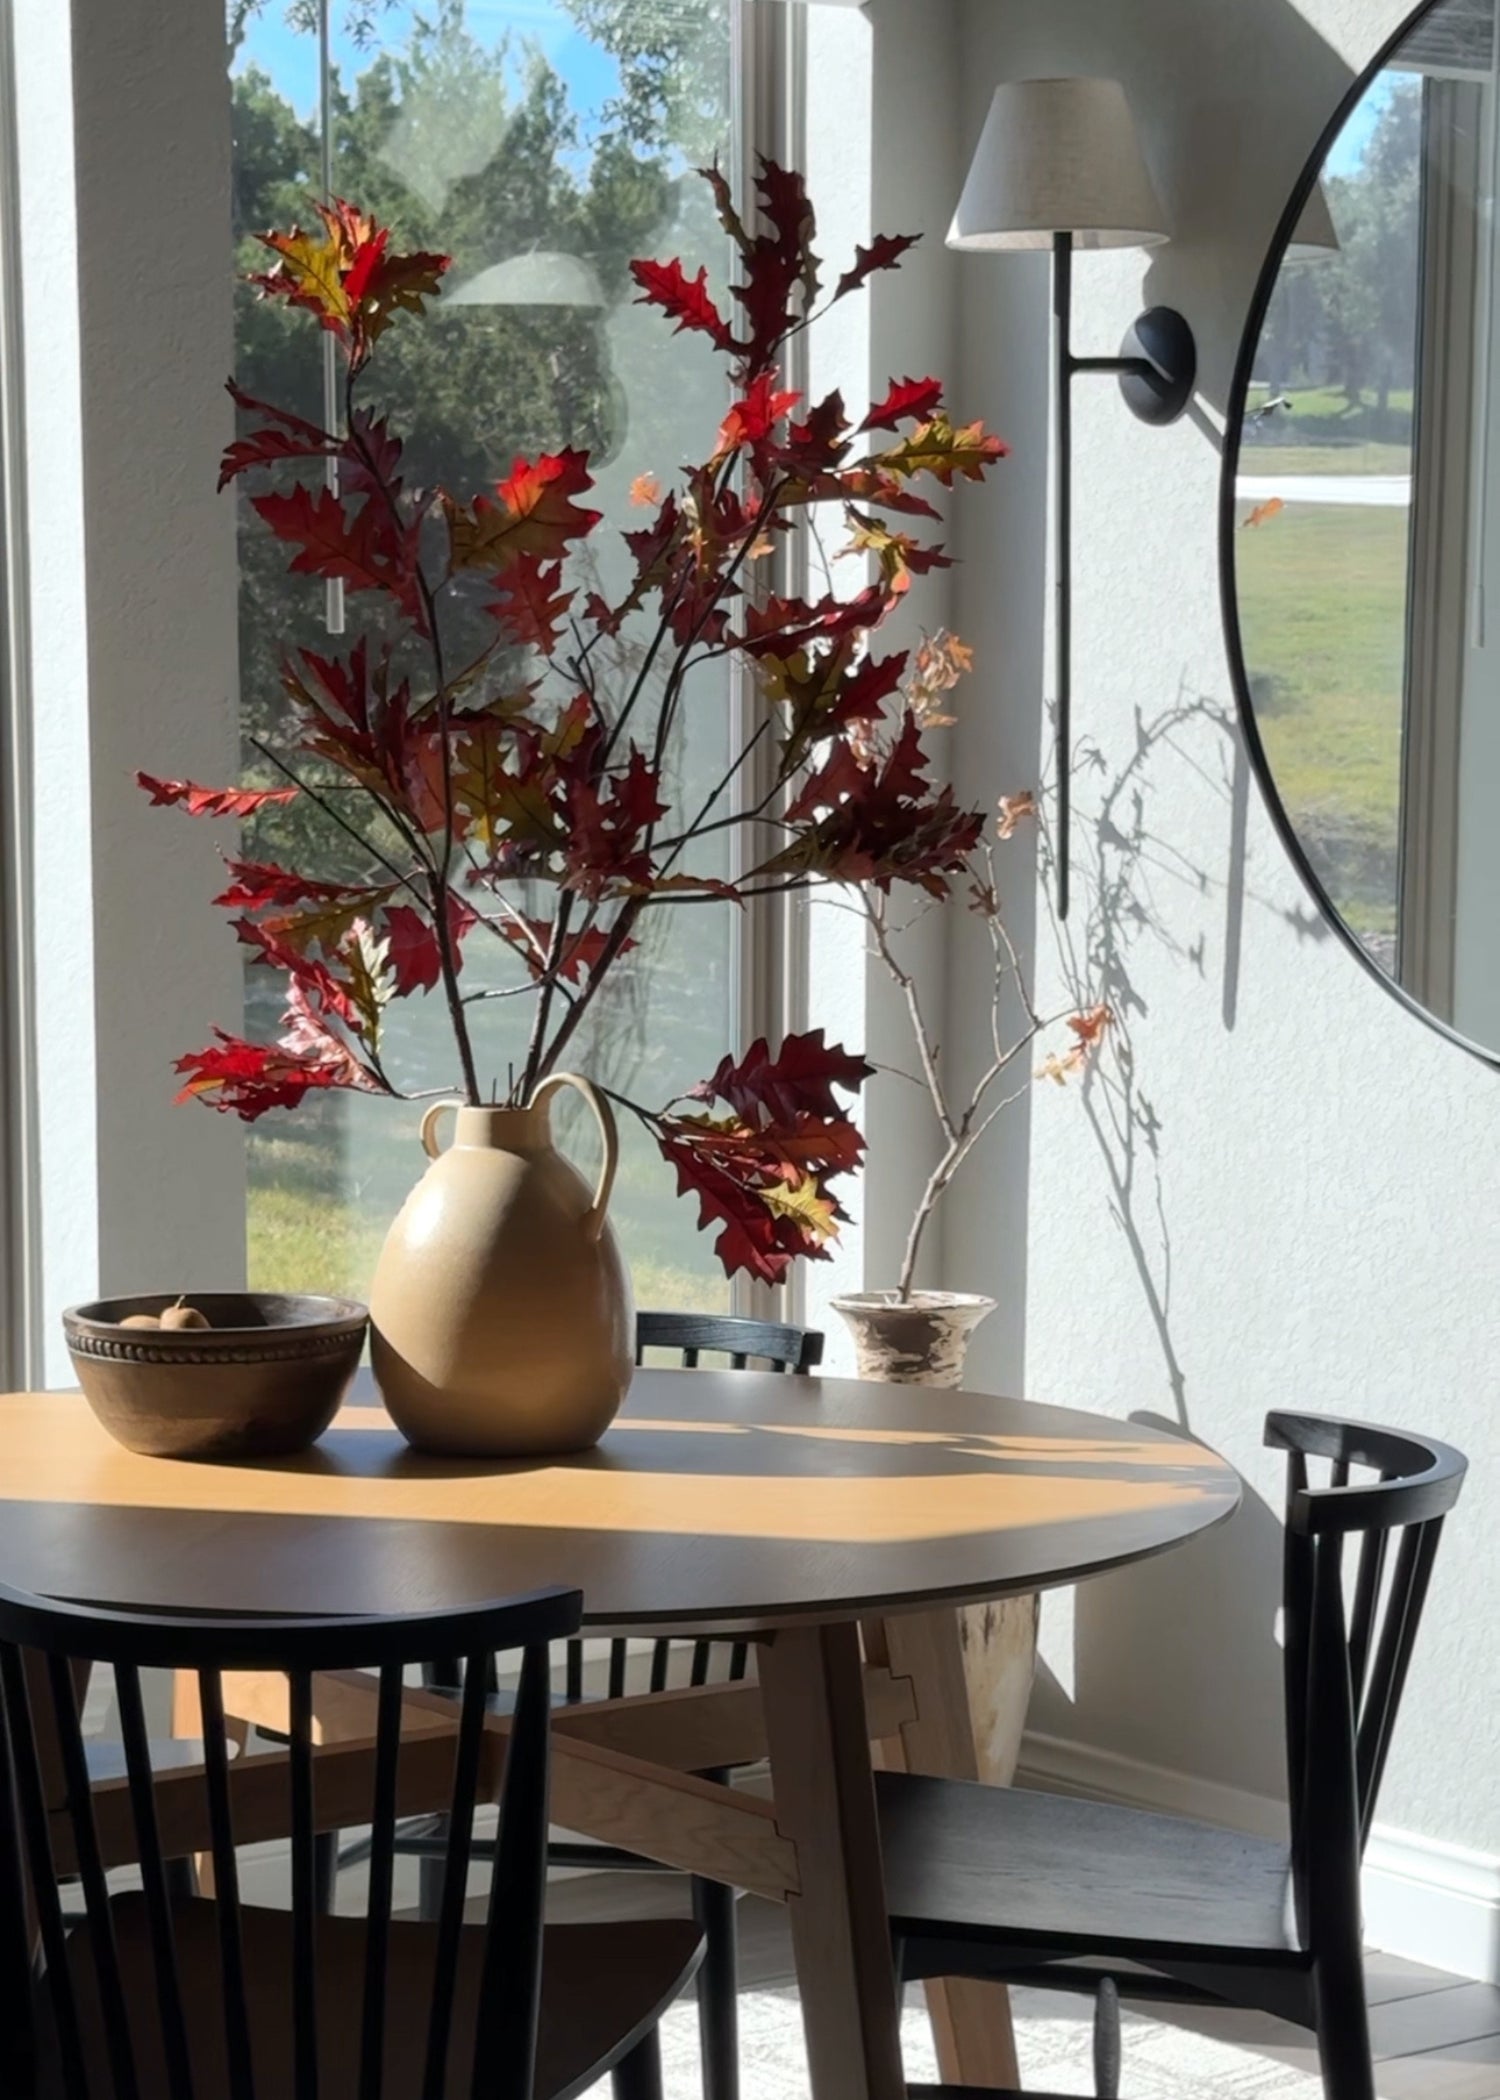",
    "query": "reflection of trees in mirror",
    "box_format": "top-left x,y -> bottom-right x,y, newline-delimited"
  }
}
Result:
1235,69 -> 1423,969
1247,73 -> 1420,451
